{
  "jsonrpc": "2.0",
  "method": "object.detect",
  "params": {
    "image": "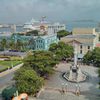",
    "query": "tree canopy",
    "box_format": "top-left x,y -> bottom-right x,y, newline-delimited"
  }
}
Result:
14,67 -> 44,95
83,47 -> 100,67
2,86 -> 17,100
83,51 -> 93,65
26,30 -> 39,36
23,51 -> 58,77
49,42 -> 73,61
0,38 -> 7,51
57,30 -> 70,39
14,50 -> 58,95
